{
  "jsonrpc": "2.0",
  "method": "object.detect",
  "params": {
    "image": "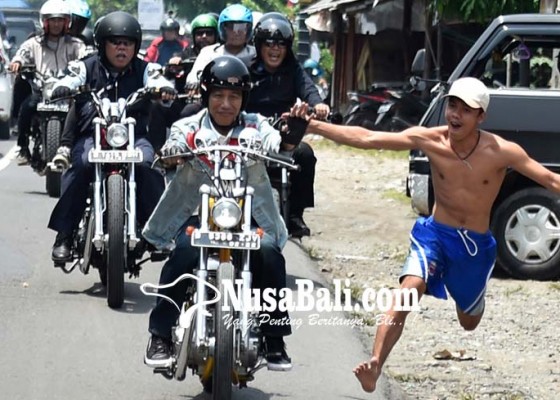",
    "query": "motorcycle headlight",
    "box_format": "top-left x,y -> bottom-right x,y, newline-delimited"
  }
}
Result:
106,123 -> 129,148
212,198 -> 242,229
